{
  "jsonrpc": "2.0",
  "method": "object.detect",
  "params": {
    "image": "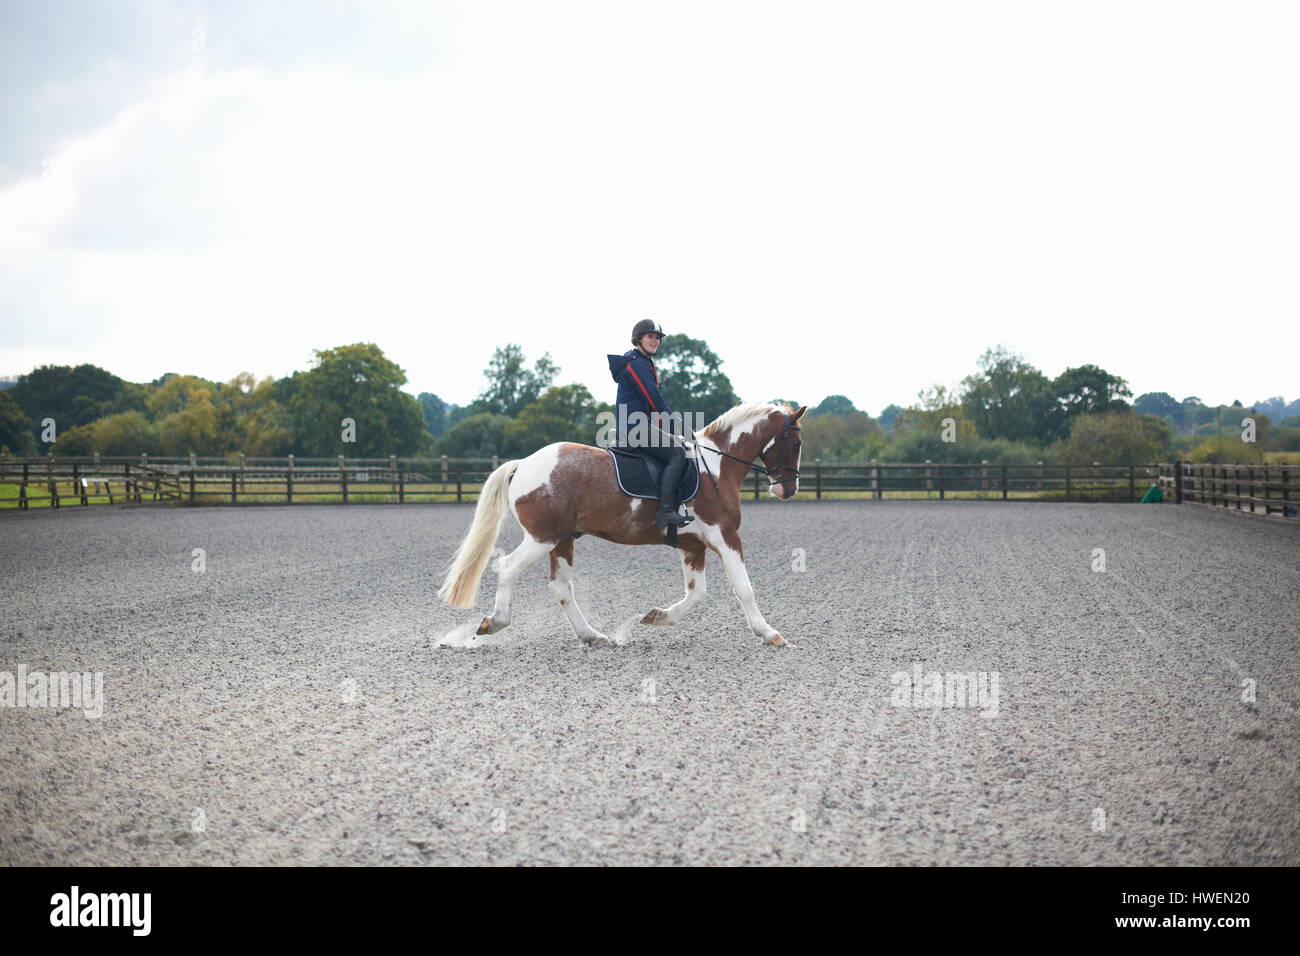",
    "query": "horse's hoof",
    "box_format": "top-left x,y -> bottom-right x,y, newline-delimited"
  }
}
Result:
766,633 -> 787,647
581,633 -> 611,648
640,608 -> 669,625
476,617 -> 494,636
